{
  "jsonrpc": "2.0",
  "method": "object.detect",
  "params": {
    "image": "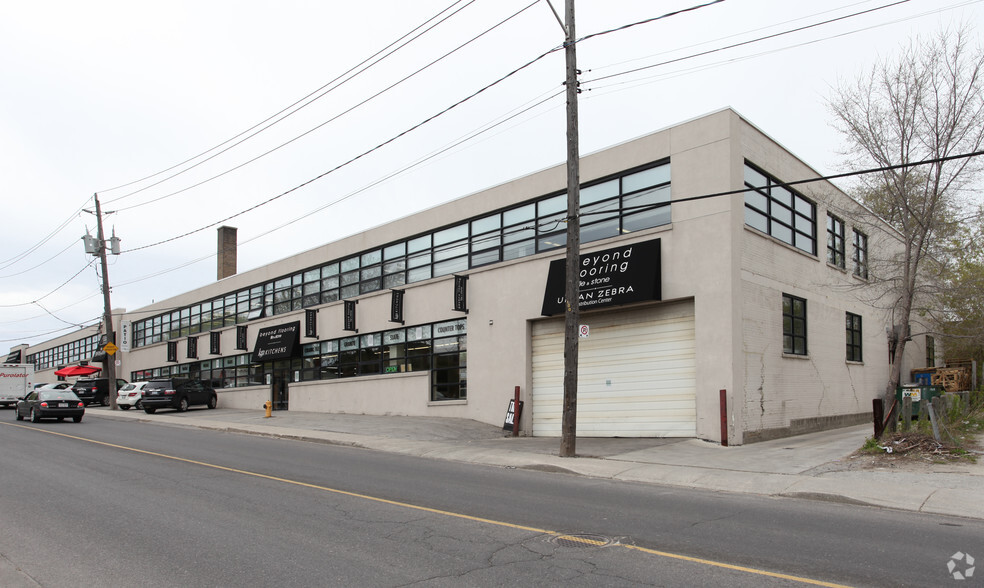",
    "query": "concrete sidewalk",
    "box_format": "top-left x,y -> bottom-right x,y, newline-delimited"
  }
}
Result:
87,406 -> 984,520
